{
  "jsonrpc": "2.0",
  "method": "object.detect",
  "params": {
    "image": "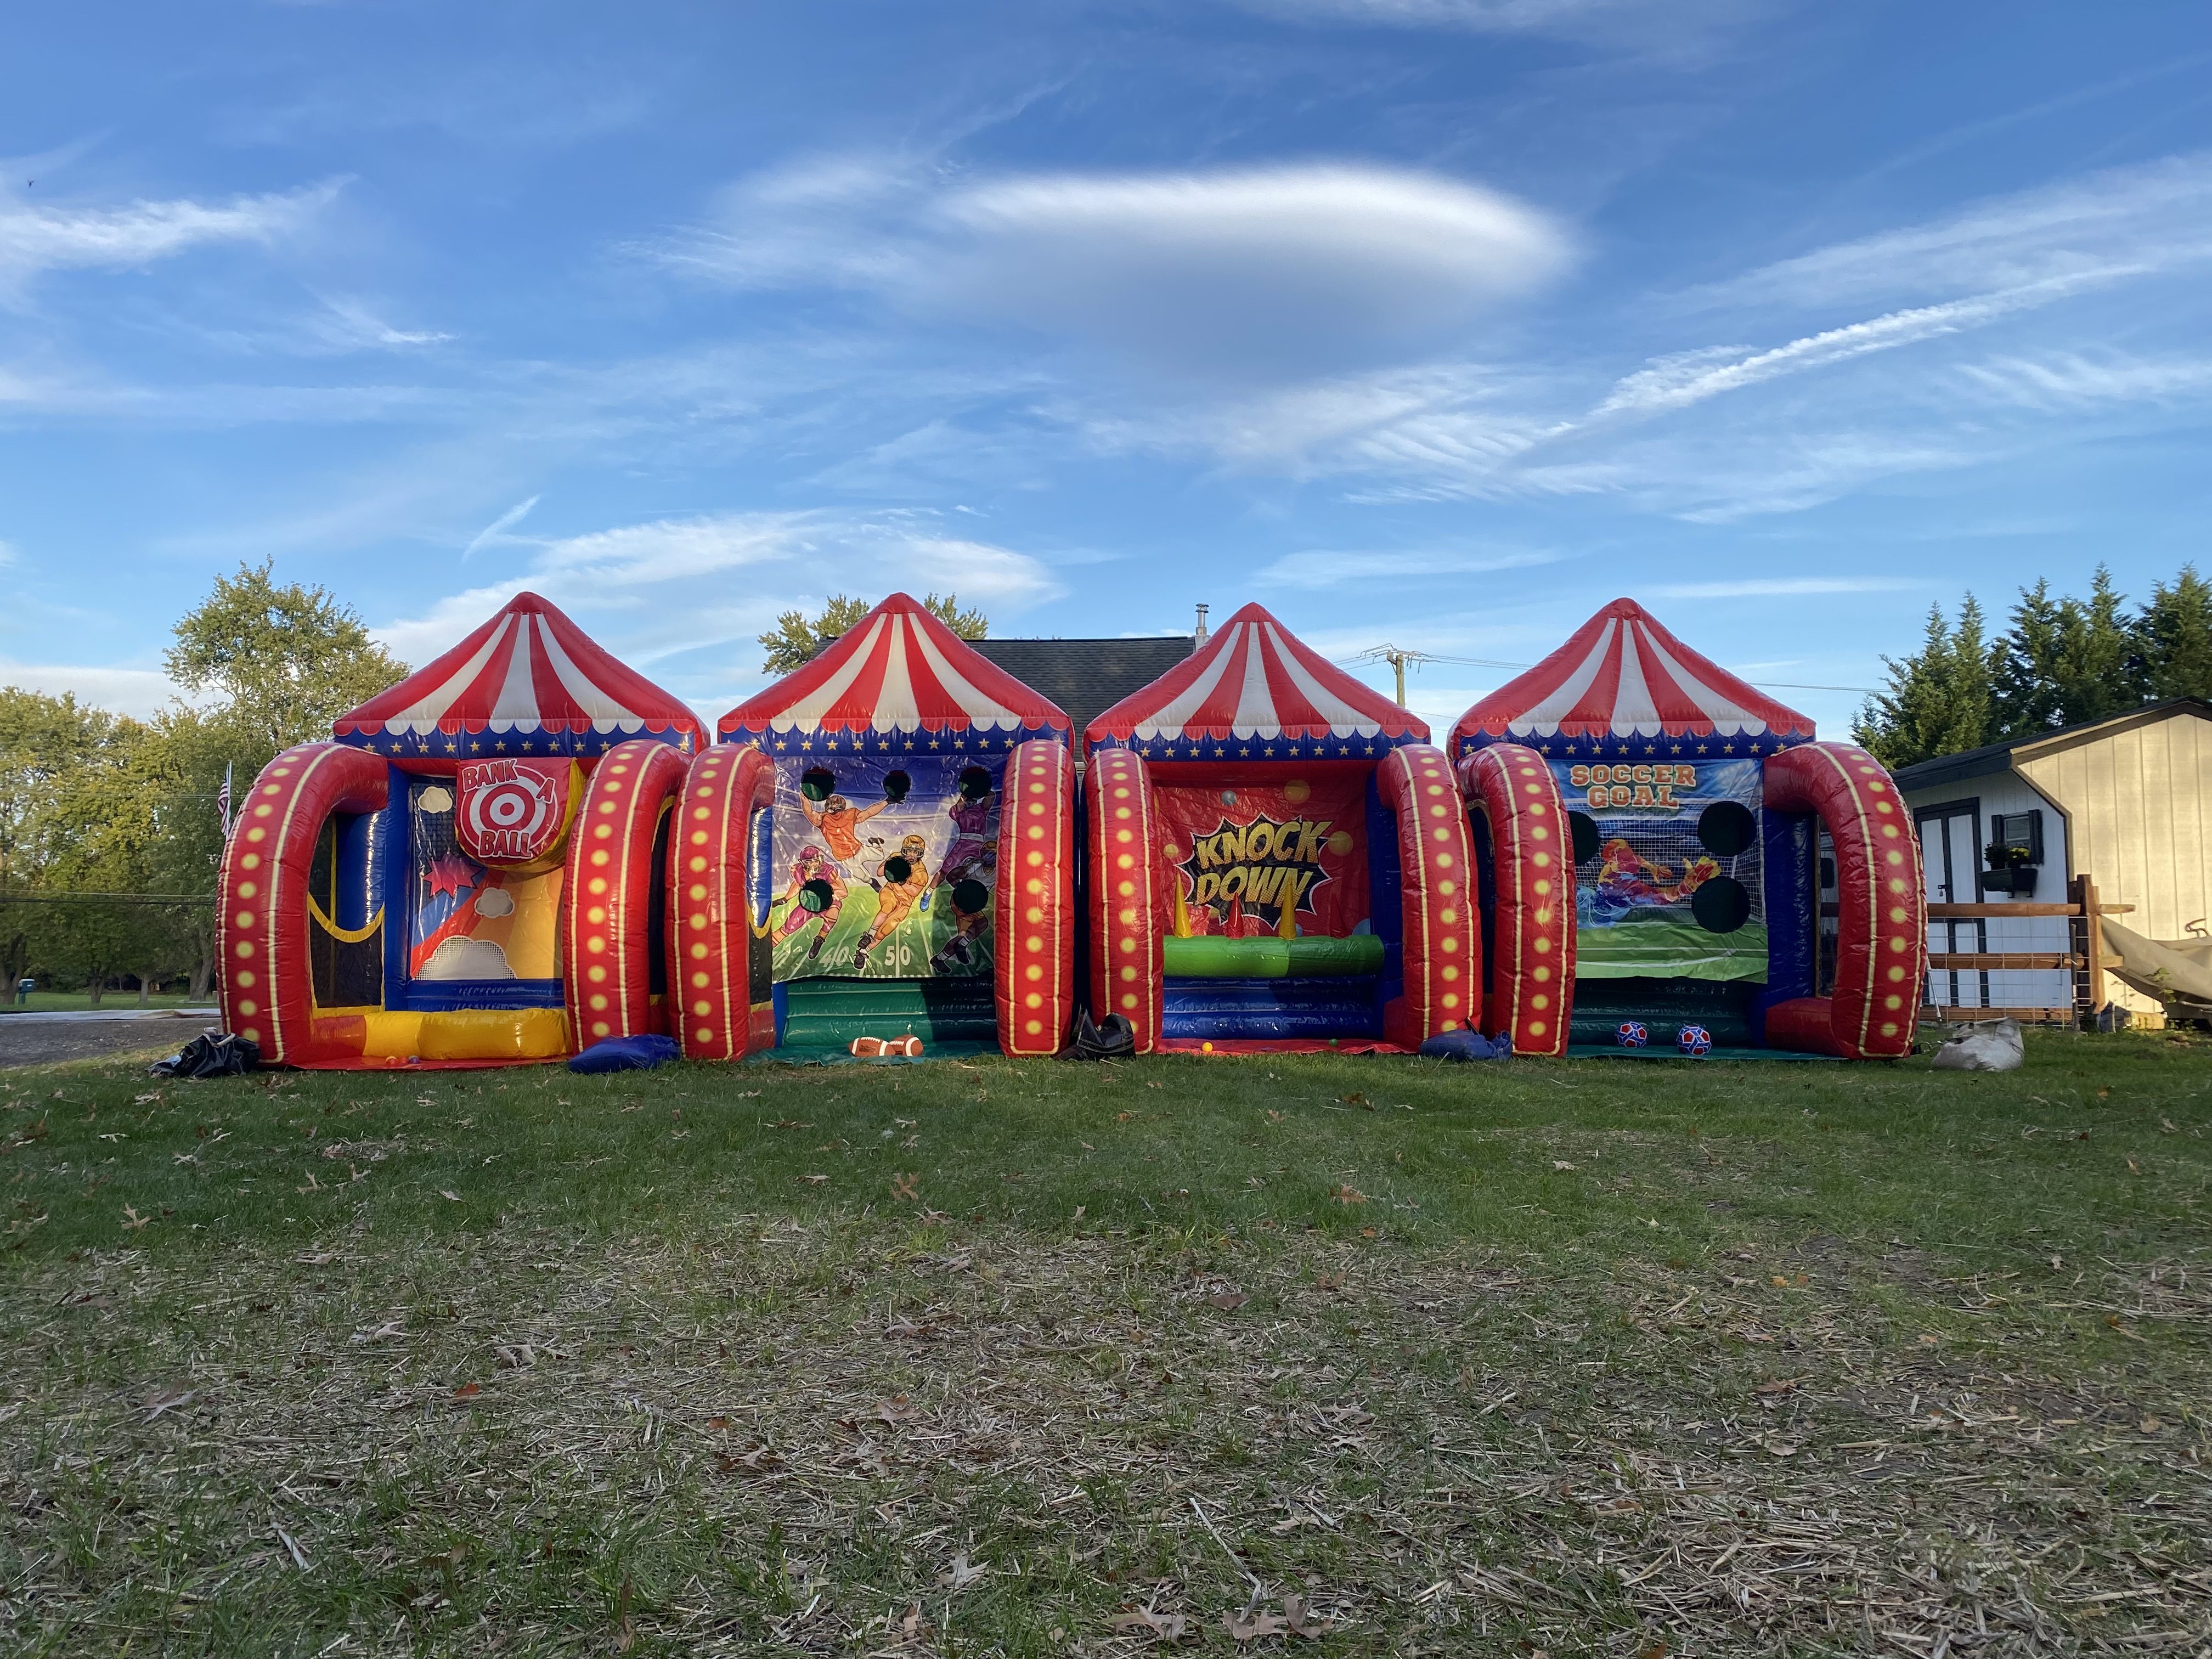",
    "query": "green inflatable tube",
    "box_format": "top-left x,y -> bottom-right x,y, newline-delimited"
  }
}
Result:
1162,934 -> 1385,979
